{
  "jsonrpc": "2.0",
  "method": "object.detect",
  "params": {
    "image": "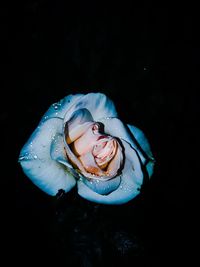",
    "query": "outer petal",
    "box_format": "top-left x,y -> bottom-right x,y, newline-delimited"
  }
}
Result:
127,124 -> 155,178
19,118 -> 76,195
99,118 -> 155,177
80,176 -> 121,195
50,133 -> 80,178
40,92 -> 117,127
63,93 -> 118,122
42,94 -> 83,121
77,140 -> 143,205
